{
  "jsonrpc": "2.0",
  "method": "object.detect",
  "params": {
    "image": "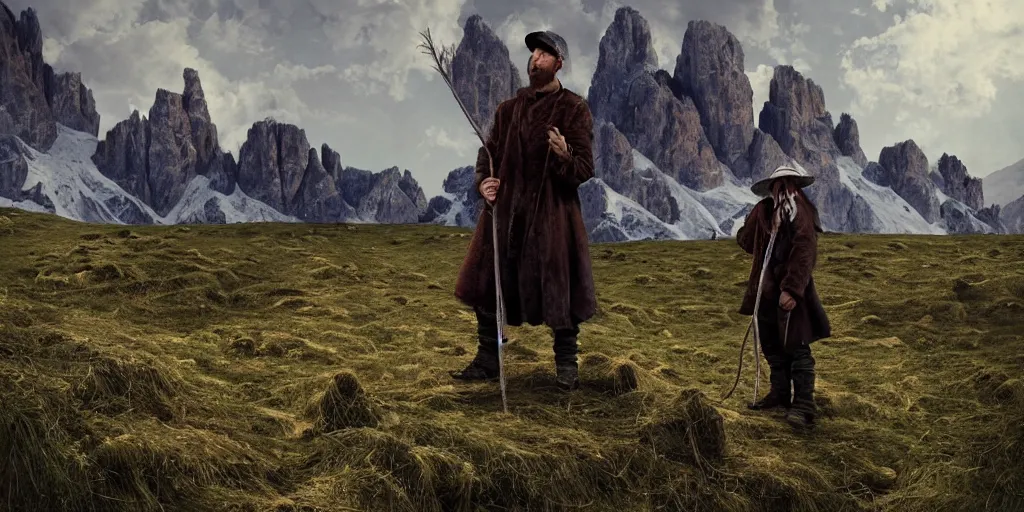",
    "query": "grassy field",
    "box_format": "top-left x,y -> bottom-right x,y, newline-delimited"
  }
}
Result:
0,206 -> 1022,511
